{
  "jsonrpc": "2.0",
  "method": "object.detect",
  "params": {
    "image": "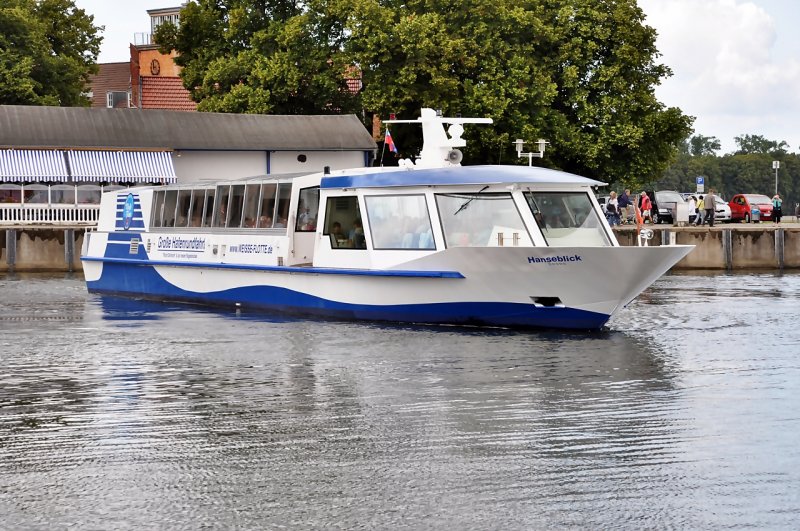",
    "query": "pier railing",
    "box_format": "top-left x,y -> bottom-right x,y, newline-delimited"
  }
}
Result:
0,204 -> 100,226
0,183 -> 123,227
